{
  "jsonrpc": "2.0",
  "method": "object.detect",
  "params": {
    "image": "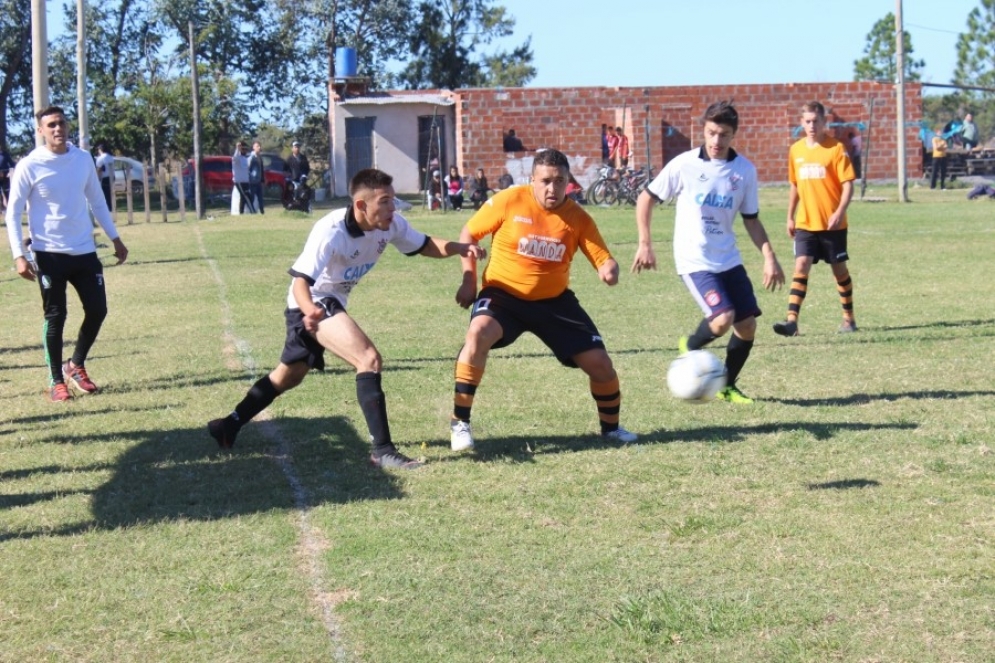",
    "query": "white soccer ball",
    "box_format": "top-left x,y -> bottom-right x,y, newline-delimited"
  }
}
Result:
666,350 -> 727,402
